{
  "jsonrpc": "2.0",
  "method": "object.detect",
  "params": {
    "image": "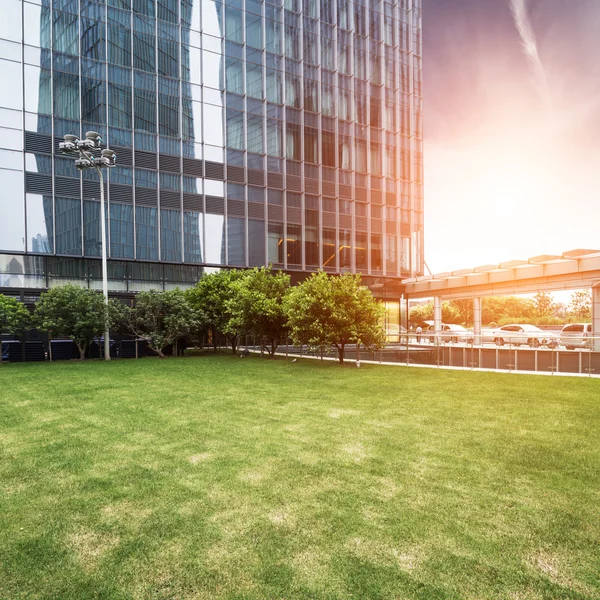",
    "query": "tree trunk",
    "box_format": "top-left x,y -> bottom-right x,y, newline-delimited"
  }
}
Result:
155,347 -> 166,358
76,342 -> 86,361
338,343 -> 345,364
230,336 -> 237,355
270,340 -> 277,357
212,327 -> 218,353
